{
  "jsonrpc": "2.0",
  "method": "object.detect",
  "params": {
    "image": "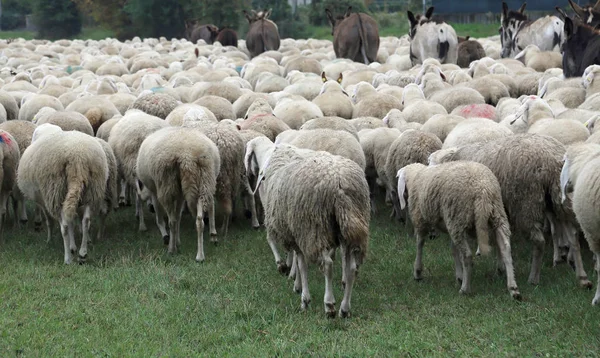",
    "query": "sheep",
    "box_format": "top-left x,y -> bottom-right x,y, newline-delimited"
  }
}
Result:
567,155 -> 600,305
385,129 -> 442,220
136,126 -> 219,261
18,124 -> 108,264
457,77 -> 510,106
0,130 -> 19,240
430,134 -> 591,288
444,118 -> 513,149
245,138 -> 370,317
420,114 -> 465,142
232,92 -> 275,119
131,92 -> 178,119
397,162 -> 520,298
299,116 -> 358,139
277,128 -> 366,170
95,115 -> 121,142
34,110 -> 94,136
560,143 -> 600,204
182,109 -> 244,238
18,94 -> 64,122
166,104 -> 217,126
0,90 -> 19,119
273,97 -> 323,129
239,98 -> 290,141
400,84 -> 447,124
108,110 -> 169,233
429,87 -> 485,113
351,82 -> 403,119
451,104 -> 496,120
65,96 -> 121,129
94,138 -> 119,242
348,117 -> 384,131
582,64 -> 600,98
382,109 -> 423,131
194,95 -> 235,121
514,45 -> 562,72
312,74 -> 353,119
358,127 -> 402,212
